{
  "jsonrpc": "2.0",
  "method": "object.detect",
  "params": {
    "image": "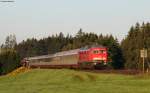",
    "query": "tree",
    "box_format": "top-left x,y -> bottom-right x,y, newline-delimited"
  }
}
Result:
4,34 -> 17,49
0,50 -> 20,75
